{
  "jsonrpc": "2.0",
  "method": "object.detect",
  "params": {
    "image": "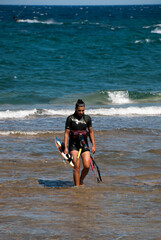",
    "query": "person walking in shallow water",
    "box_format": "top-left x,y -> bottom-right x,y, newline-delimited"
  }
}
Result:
64,99 -> 96,186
